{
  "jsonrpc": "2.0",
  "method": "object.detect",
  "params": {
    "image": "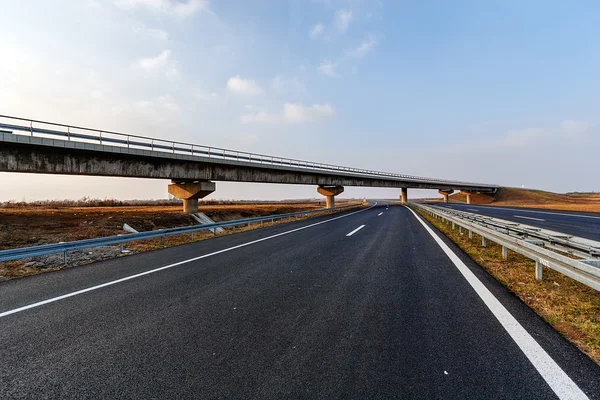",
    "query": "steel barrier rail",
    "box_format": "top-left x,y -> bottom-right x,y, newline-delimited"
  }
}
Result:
425,205 -> 600,258
0,203 -> 365,264
411,203 -> 600,292
0,114 -> 498,188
